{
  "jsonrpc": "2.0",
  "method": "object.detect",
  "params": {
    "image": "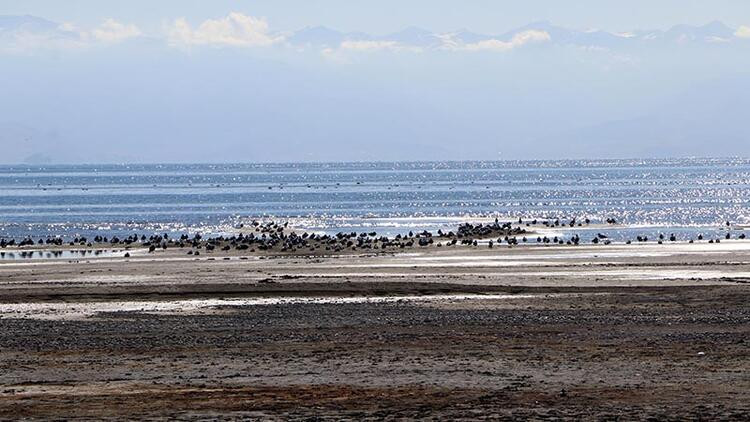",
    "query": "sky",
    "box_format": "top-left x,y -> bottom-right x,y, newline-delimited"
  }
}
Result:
4,0 -> 750,34
1,1 -> 749,163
